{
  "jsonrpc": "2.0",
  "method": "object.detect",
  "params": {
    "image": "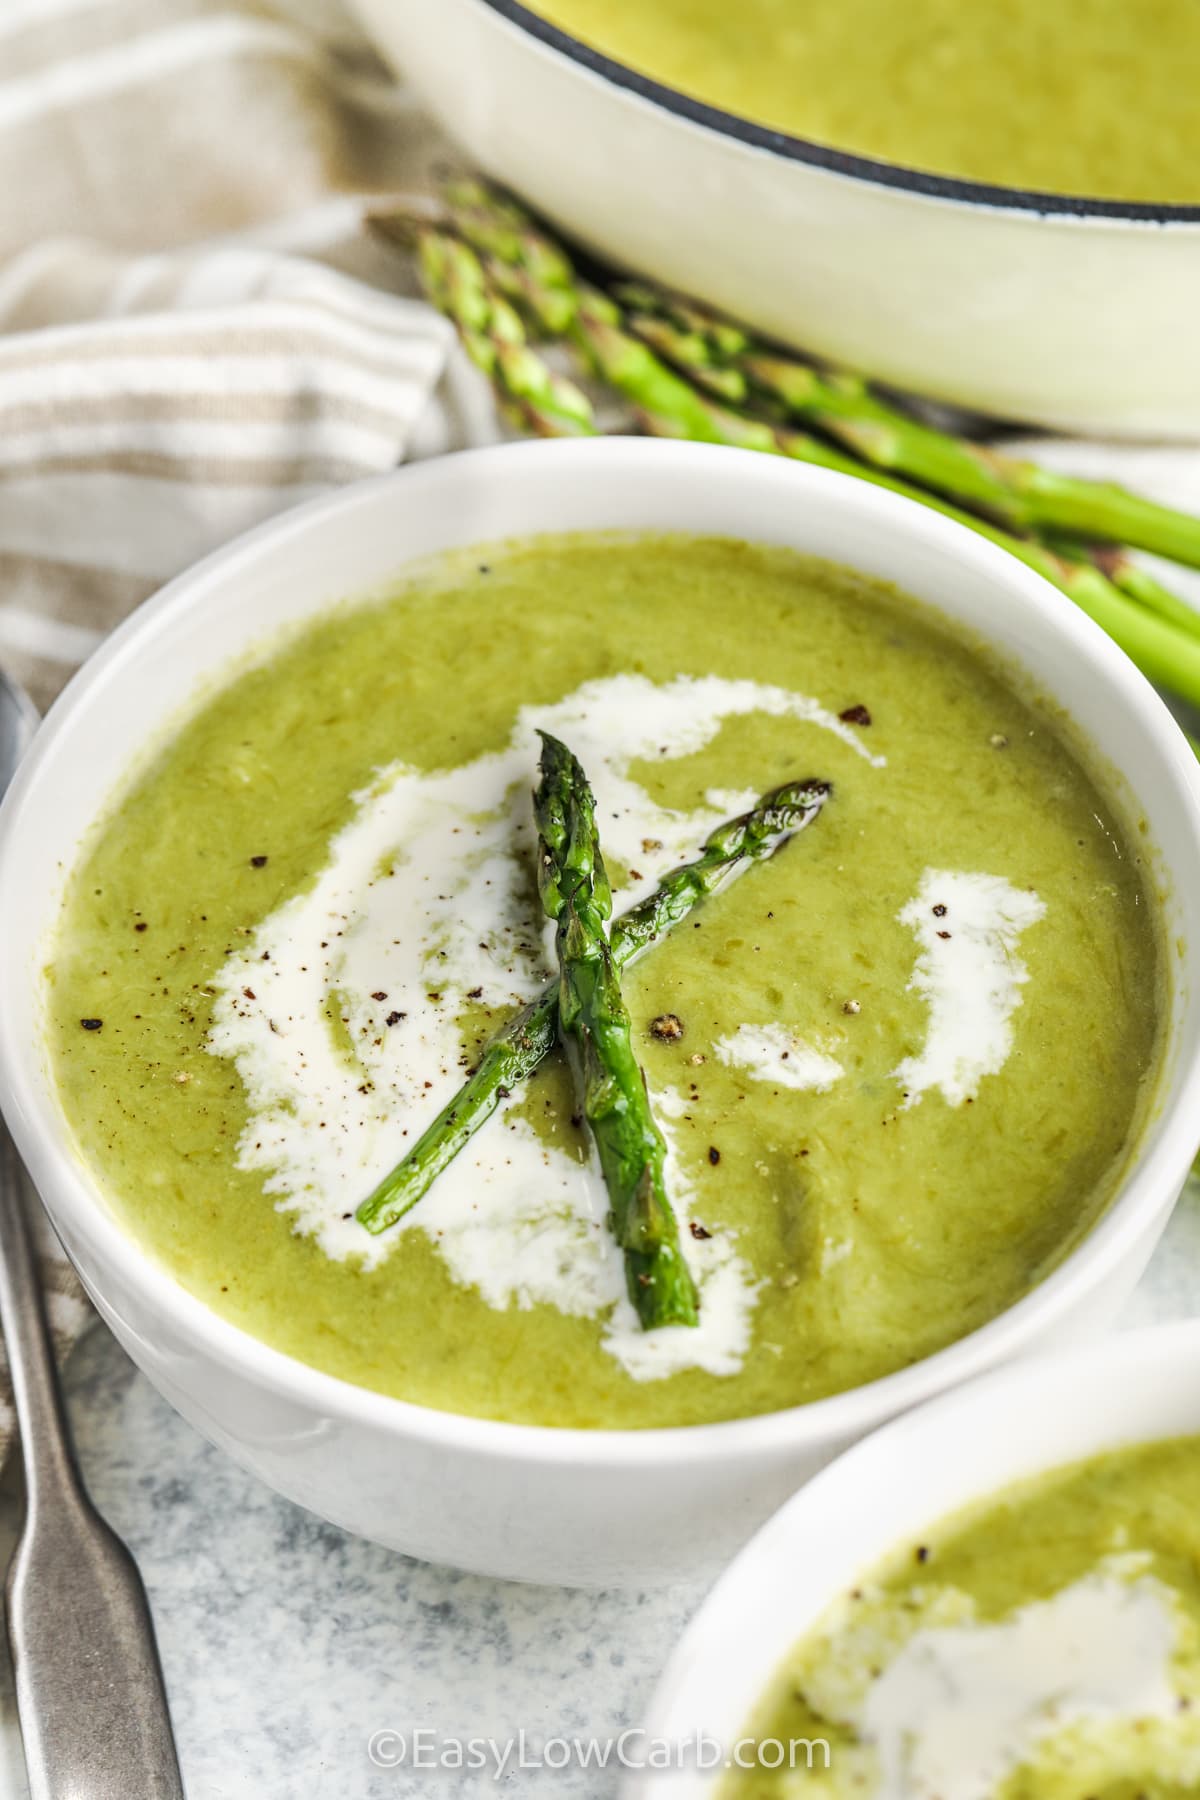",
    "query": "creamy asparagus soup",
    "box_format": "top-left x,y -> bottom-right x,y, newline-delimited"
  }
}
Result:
722,1434 -> 1200,1798
47,535 -> 1162,1427
530,0 -> 1200,202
